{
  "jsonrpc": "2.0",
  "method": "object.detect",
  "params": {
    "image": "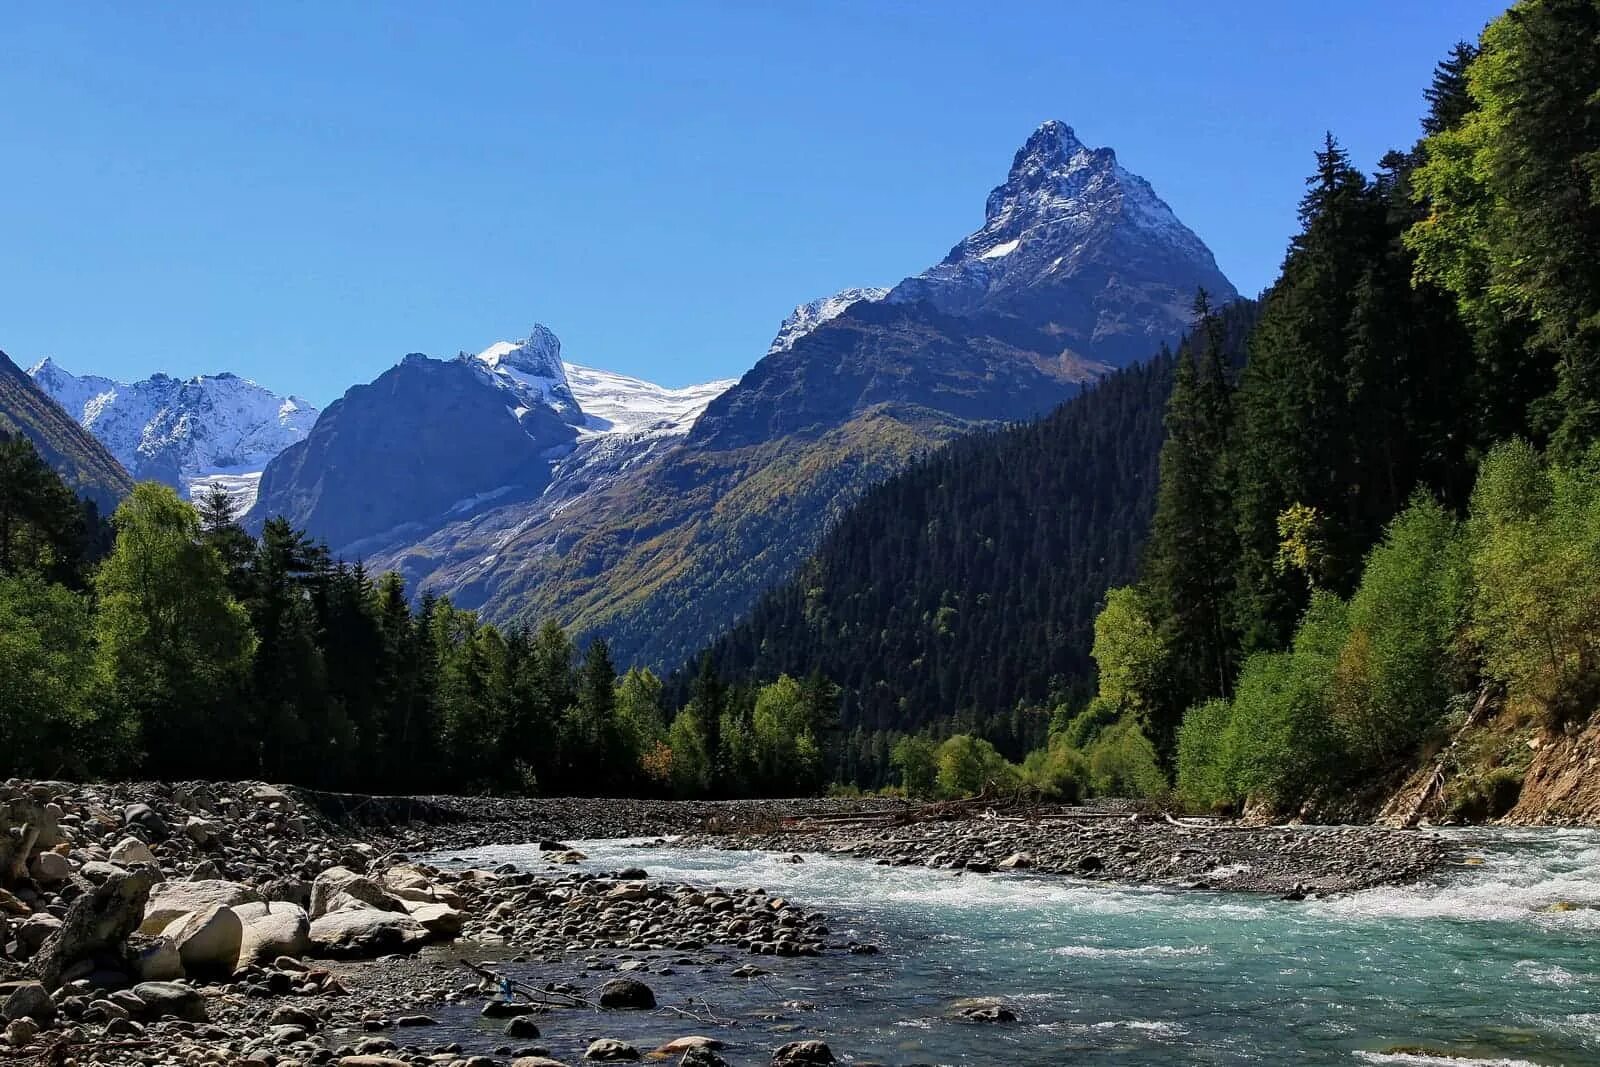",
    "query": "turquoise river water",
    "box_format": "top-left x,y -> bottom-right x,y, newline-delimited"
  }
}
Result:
428,829 -> 1600,1066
